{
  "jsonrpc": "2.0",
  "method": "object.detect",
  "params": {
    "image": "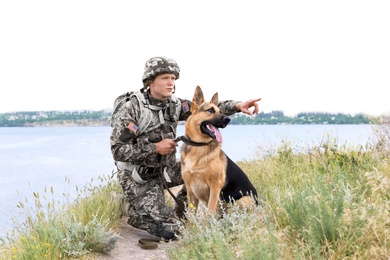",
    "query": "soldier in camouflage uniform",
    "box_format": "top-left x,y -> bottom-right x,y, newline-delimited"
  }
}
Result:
110,56 -> 260,240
